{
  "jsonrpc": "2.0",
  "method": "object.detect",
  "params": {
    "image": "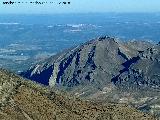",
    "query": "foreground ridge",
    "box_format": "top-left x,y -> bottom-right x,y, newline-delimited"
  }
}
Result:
0,68 -> 156,120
